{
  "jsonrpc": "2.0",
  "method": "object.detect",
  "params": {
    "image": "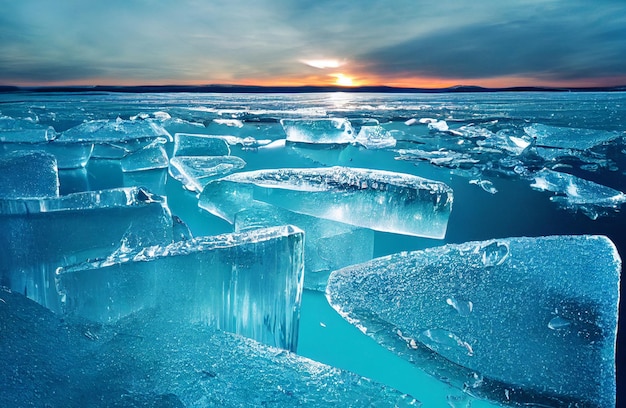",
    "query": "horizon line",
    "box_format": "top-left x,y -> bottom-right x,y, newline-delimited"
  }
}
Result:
1,83 -> 626,94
